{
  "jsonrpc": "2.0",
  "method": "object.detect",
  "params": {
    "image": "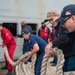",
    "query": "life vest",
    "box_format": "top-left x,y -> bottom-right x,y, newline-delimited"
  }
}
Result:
39,27 -> 48,38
